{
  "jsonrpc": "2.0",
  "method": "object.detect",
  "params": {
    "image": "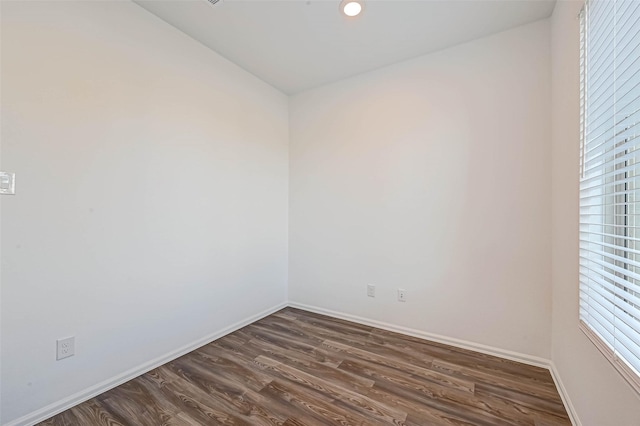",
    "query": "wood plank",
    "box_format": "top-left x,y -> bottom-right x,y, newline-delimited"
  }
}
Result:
69,399 -> 127,426
254,355 -> 407,424
325,339 -> 473,392
339,358 -> 530,426
259,379 -> 379,426
154,363 -> 284,426
432,358 -> 559,400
